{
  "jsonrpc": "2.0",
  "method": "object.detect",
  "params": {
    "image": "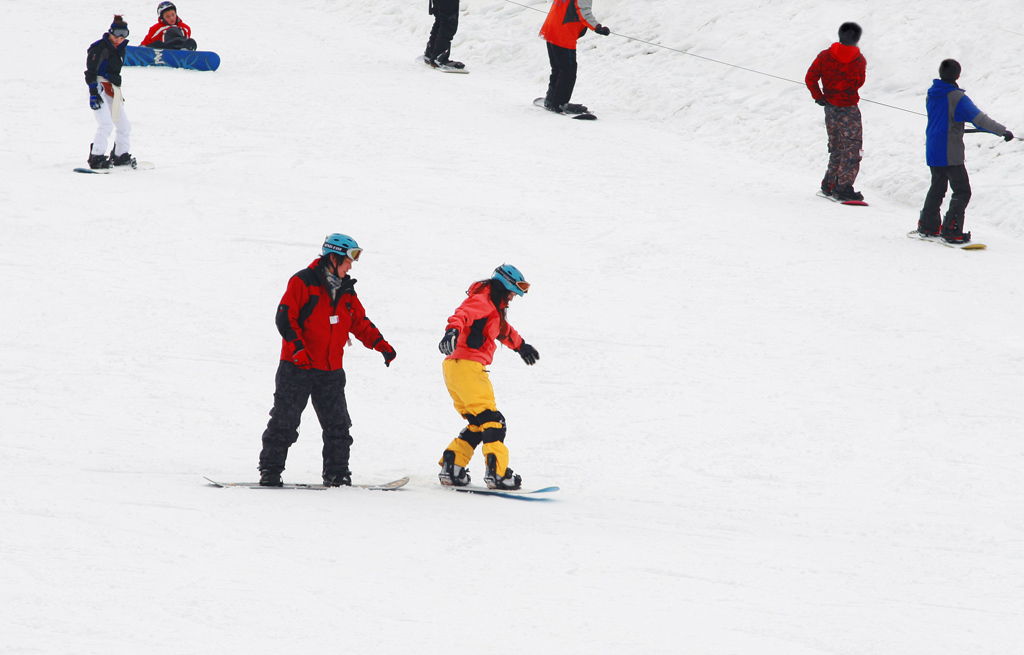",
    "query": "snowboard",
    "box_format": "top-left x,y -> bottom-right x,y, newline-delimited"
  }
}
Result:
73,161 -> 154,174
447,484 -> 560,501
906,230 -> 987,250
204,476 -> 409,491
419,55 -> 469,74
124,45 -> 220,71
533,98 -> 597,121
816,190 -> 868,206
